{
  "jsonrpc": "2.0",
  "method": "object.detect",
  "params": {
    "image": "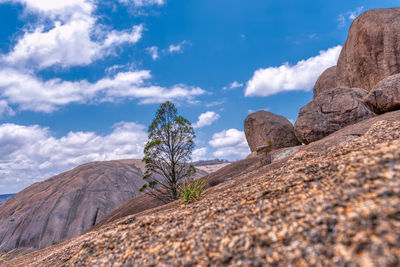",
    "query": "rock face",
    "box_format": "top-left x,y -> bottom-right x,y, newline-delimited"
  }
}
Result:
365,73 -> 400,114
336,8 -> 400,91
313,66 -> 337,98
0,159 -> 209,254
244,111 -> 301,152
0,160 -> 147,253
295,87 -> 374,144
